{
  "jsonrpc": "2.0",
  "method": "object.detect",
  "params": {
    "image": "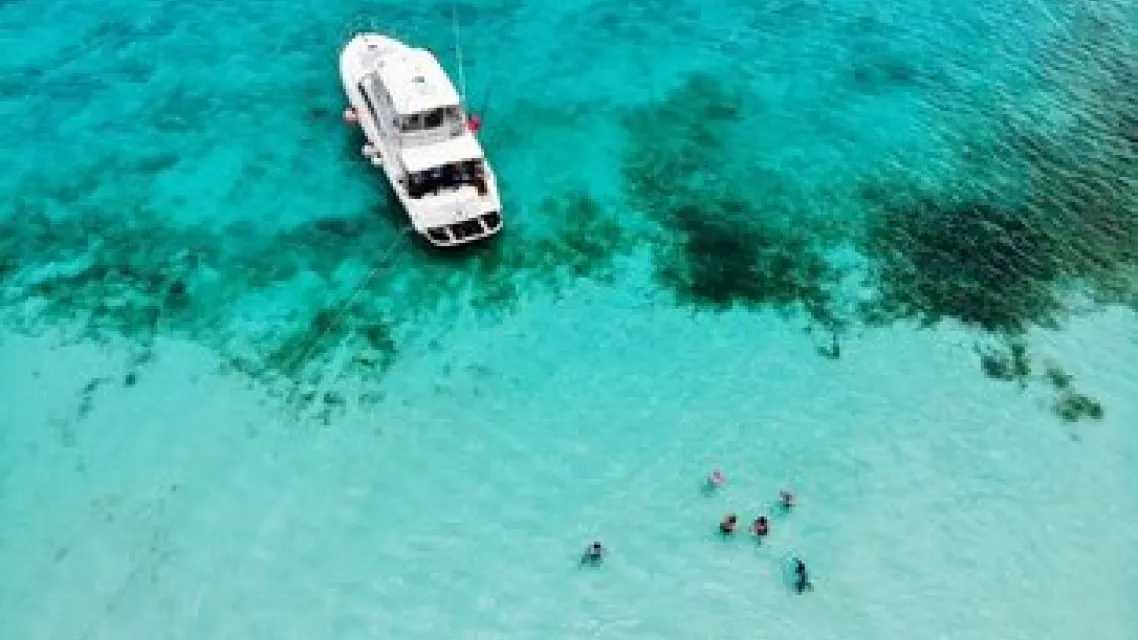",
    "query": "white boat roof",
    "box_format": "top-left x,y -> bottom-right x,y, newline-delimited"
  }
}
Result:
400,134 -> 484,173
374,48 -> 461,116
